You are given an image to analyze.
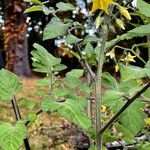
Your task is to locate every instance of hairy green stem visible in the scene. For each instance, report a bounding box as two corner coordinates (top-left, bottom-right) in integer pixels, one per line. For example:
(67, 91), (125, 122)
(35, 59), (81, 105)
(98, 82), (150, 135)
(95, 17), (109, 150)
(147, 34), (150, 60)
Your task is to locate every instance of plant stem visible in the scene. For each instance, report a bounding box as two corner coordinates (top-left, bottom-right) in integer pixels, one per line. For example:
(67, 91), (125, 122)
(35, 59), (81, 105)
(98, 82), (150, 135)
(147, 34), (150, 60)
(95, 16), (109, 150)
(12, 96), (31, 150)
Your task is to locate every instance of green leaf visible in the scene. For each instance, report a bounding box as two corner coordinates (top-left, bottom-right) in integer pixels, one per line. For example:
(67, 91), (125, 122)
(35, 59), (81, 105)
(18, 98), (35, 109)
(24, 0), (42, 4)
(66, 34), (82, 44)
(36, 78), (51, 87)
(24, 6), (43, 13)
(66, 69), (84, 78)
(103, 129), (117, 143)
(0, 69), (22, 101)
(102, 72), (118, 90)
(145, 59), (150, 68)
(26, 112), (37, 122)
(105, 24), (150, 52)
(119, 101), (145, 135)
(56, 2), (75, 11)
(119, 79), (142, 97)
(120, 64), (150, 82)
(64, 75), (82, 88)
(0, 121), (27, 150)
(53, 64), (67, 72)
(53, 88), (70, 98)
(79, 84), (93, 94)
(102, 90), (124, 113)
(83, 36), (100, 43)
(42, 98), (92, 130)
(137, 0), (150, 17)
(115, 123), (134, 143)
(43, 17), (70, 40)
(31, 43), (61, 73)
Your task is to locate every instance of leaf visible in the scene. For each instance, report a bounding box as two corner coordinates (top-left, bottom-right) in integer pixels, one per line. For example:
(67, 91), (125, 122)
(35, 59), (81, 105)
(79, 84), (93, 94)
(42, 98), (92, 130)
(53, 88), (70, 98)
(119, 101), (145, 135)
(119, 64), (150, 82)
(56, 2), (75, 11)
(115, 123), (134, 143)
(105, 24), (150, 52)
(26, 112), (37, 122)
(102, 90), (124, 113)
(0, 69), (22, 101)
(137, 0), (150, 17)
(43, 17), (71, 40)
(31, 43), (61, 73)
(0, 121), (27, 150)
(53, 64), (67, 72)
(66, 34), (82, 44)
(18, 98), (35, 109)
(119, 80), (142, 96)
(102, 72), (118, 89)
(66, 69), (84, 78)
(36, 78), (51, 86)
(24, 6), (43, 13)
(24, 0), (42, 4)
(64, 75), (82, 88)
(103, 129), (117, 143)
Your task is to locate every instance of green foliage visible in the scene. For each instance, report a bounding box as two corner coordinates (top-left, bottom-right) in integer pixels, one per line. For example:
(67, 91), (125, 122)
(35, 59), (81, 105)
(18, 98), (36, 109)
(137, 0), (150, 17)
(66, 34), (82, 44)
(119, 101), (145, 136)
(26, 112), (37, 122)
(0, 121), (27, 150)
(24, 0), (42, 4)
(119, 64), (150, 82)
(43, 17), (71, 40)
(41, 98), (92, 130)
(66, 69), (84, 78)
(0, 69), (22, 101)
(31, 43), (61, 73)
(56, 2), (75, 11)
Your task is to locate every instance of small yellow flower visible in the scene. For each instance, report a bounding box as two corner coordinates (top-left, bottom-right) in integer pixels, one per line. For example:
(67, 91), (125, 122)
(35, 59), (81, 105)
(125, 52), (136, 63)
(115, 18), (125, 30)
(115, 64), (119, 72)
(119, 6), (131, 20)
(106, 48), (115, 59)
(145, 117), (150, 125)
(101, 105), (107, 112)
(91, 0), (115, 14)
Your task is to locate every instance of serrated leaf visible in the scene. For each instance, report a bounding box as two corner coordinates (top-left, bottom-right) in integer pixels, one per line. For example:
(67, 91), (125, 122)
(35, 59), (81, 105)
(64, 75), (82, 88)
(119, 101), (145, 135)
(66, 69), (84, 78)
(43, 18), (70, 40)
(0, 121), (27, 150)
(42, 98), (92, 129)
(137, 0), (150, 17)
(56, 2), (75, 11)
(0, 69), (22, 101)
(102, 72), (118, 89)
(66, 34), (82, 44)
(120, 64), (150, 82)
(31, 43), (61, 73)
